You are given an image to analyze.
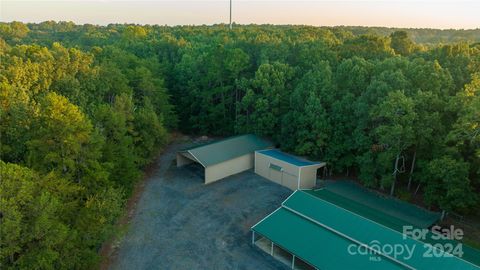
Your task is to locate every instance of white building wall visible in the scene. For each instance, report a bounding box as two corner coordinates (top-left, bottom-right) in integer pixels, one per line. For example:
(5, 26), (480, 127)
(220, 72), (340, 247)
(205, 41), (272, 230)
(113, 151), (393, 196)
(255, 151), (324, 190)
(204, 153), (254, 184)
(255, 151), (300, 190)
(299, 165), (321, 189)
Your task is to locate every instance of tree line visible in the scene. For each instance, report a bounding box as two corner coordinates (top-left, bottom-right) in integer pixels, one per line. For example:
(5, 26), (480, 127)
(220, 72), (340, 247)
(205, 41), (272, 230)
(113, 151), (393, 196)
(0, 21), (479, 269)
(1, 23), (172, 269)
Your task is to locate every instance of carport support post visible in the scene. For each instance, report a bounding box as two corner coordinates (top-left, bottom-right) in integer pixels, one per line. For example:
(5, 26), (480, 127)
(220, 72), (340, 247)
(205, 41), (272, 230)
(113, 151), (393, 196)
(297, 168), (301, 189)
(291, 255), (295, 269)
(251, 231), (255, 245)
(270, 241), (274, 255)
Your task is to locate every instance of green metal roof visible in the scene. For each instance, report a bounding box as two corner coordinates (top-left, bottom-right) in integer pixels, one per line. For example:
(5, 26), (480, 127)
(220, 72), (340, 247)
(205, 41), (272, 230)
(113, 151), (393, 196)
(324, 181), (441, 228)
(306, 188), (480, 267)
(257, 149), (324, 167)
(252, 191), (480, 270)
(422, 231), (480, 267)
(305, 189), (411, 232)
(253, 208), (405, 270)
(181, 134), (272, 167)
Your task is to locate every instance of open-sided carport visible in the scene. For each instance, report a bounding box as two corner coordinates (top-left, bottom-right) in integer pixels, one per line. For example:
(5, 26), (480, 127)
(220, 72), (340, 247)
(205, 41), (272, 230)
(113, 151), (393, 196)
(176, 134), (273, 184)
(252, 190), (480, 270)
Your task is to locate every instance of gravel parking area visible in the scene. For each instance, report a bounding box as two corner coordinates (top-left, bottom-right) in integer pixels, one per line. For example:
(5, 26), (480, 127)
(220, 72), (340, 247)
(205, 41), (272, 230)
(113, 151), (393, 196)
(110, 142), (292, 270)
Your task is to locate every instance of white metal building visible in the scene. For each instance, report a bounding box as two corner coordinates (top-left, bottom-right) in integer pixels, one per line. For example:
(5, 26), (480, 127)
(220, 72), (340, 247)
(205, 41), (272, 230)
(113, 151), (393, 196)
(254, 149), (325, 190)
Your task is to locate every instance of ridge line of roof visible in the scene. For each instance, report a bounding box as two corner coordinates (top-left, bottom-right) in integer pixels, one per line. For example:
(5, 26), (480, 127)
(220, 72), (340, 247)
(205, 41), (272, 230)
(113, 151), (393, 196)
(298, 190), (478, 267)
(307, 188), (415, 226)
(281, 204), (415, 270)
(301, 190), (417, 235)
(187, 134), (258, 151)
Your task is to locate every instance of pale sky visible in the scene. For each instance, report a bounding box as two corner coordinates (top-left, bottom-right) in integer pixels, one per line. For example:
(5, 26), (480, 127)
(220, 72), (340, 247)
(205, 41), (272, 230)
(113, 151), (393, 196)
(1, 0), (479, 29)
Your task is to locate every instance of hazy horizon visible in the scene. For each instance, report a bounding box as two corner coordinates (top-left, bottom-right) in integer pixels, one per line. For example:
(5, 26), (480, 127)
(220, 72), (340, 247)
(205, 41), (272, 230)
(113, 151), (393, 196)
(1, 1), (479, 30)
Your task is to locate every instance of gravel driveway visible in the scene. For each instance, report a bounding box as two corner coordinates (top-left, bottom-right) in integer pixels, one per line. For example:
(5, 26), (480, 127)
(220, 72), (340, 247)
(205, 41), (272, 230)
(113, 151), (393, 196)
(110, 142), (292, 270)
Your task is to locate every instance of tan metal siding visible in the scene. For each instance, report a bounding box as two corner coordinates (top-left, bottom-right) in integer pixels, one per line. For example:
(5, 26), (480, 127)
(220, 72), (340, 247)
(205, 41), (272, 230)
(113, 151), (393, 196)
(299, 165), (319, 189)
(255, 151), (325, 190)
(255, 151), (300, 190)
(283, 173), (299, 190)
(204, 153), (254, 184)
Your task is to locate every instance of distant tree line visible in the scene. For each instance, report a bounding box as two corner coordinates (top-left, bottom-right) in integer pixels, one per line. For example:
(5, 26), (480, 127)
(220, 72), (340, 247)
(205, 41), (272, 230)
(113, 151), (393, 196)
(0, 21), (479, 269)
(338, 26), (480, 45)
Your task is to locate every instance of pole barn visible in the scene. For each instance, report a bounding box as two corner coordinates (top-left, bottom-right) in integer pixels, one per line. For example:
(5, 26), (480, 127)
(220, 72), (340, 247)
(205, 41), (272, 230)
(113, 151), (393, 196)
(176, 134), (273, 184)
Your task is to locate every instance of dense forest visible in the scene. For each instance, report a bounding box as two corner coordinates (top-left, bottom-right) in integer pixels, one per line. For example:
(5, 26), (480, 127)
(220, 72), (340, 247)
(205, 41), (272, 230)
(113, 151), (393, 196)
(0, 21), (479, 269)
(338, 26), (480, 44)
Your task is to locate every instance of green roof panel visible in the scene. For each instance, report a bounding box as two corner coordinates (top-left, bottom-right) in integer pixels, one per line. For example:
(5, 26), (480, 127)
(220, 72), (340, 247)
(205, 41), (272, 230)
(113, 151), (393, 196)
(182, 134), (273, 167)
(305, 189), (409, 232)
(253, 208), (405, 270)
(324, 181), (441, 228)
(280, 191), (480, 270)
(305, 188), (480, 267)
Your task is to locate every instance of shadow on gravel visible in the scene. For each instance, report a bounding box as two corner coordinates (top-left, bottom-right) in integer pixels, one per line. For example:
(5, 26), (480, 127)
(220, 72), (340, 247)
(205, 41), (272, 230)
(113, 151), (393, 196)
(110, 143), (292, 270)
